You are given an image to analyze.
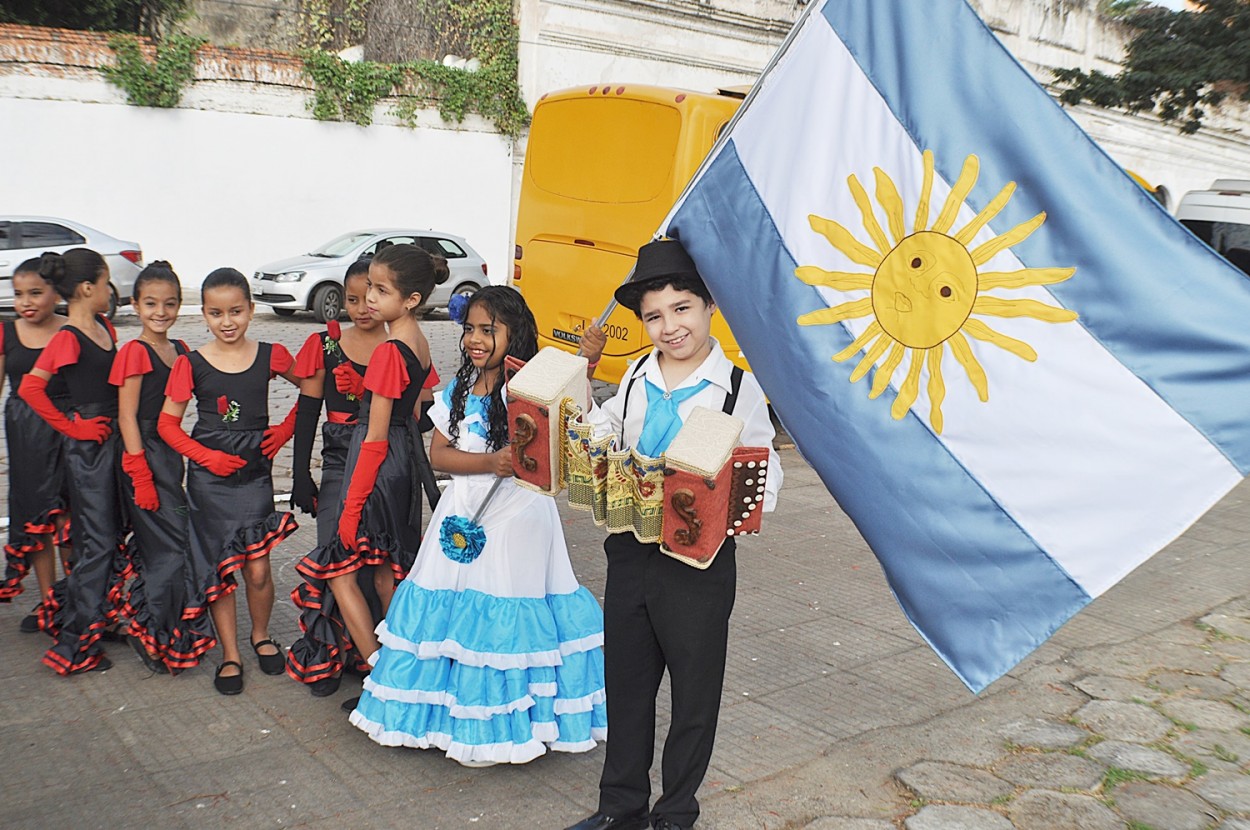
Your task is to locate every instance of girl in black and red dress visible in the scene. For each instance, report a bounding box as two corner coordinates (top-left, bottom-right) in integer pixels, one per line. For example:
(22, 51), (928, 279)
(0, 258), (70, 627)
(286, 258), (389, 694)
(159, 268), (299, 695)
(290, 244), (435, 703)
(18, 249), (126, 674)
(110, 262), (217, 673)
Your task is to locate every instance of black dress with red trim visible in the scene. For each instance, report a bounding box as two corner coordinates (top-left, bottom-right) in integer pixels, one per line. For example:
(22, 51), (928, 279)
(0, 321), (70, 600)
(286, 340), (428, 684)
(293, 329), (366, 546)
(34, 319), (130, 675)
(111, 339), (217, 670)
(169, 342), (298, 620)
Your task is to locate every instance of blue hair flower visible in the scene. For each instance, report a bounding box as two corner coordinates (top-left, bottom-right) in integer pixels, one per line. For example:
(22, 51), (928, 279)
(448, 293), (470, 325)
(440, 514), (486, 563)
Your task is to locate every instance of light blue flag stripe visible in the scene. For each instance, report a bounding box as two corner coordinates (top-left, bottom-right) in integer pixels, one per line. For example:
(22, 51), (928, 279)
(824, 0), (1250, 473)
(669, 143), (1091, 692)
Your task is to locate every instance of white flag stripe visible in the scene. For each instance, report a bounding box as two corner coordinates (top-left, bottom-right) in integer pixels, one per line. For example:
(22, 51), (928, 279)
(729, 16), (1241, 596)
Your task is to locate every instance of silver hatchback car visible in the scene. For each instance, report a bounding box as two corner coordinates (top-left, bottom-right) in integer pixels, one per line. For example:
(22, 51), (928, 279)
(252, 229), (491, 322)
(0, 216), (144, 318)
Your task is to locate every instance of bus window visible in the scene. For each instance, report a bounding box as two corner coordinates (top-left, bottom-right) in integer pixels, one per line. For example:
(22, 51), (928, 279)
(527, 99), (682, 204)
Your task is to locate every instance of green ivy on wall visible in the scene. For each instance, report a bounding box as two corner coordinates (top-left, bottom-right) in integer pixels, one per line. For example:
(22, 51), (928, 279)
(301, 0), (529, 138)
(102, 33), (204, 108)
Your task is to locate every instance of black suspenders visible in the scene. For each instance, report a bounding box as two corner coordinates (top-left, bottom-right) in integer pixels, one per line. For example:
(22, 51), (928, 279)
(620, 352), (745, 446)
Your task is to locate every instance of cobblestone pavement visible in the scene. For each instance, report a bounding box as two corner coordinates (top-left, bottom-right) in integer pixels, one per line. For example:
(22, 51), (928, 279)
(1, 308), (1249, 829)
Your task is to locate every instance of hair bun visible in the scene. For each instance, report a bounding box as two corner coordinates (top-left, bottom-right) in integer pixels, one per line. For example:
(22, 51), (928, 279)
(150, 259), (173, 270)
(38, 251), (65, 282)
(432, 254), (450, 285)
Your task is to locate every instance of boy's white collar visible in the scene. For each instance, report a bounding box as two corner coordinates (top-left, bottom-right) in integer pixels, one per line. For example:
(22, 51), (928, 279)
(640, 338), (735, 393)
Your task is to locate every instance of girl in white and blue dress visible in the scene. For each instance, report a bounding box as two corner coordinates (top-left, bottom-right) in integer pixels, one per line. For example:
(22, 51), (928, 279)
(349, 285), (607, 766)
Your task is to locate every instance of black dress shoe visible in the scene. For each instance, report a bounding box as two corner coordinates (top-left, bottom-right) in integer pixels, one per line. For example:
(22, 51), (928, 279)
(214, 661), (244, 695)
(563, 810), (650, 830)
(340, 695), (360, 713)
(309, 673), (341, 697)
(129, 636), (166, 673)
(251, 638), (286, 676)
(652, 820), (690, 830)
(19, 612), (39, 633)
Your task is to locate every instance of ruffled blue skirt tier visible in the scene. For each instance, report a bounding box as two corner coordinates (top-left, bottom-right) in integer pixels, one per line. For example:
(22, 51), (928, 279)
(350, 581), (607, 765)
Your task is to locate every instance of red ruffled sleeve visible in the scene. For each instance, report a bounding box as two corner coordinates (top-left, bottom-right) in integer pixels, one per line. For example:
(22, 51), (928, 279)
(109, 340), (155, 386)
(33, 329), (81, 375)
(269, 342), (295, 378)
(165, 354), (196, 403)
(292, 333), (325, 379)
(423, 364), (440, 389)
(363, 342), (410, 400)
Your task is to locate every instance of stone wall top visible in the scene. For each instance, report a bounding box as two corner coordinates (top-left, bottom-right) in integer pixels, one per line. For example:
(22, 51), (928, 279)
(0, 23), (310, 90)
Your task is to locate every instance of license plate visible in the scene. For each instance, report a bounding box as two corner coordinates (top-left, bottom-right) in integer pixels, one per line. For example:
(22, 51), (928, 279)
(252, 282), (265, 296)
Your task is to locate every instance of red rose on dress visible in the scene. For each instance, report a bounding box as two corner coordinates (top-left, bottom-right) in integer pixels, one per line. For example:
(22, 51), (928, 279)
(326, 320), (342, 340)
(217, 395), (229, 415)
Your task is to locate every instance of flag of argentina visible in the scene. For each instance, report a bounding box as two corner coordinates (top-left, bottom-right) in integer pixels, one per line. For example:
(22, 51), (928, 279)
(665, 0), (1250, 692)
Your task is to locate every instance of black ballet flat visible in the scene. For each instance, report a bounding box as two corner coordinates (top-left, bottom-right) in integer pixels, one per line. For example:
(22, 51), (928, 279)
(88, 656), (113, 673)
(251, 638), (285, 676)
(309, 674), (342, 698)
(98, 625), (126, 643)
(340, 695), (360, 713)
(214, 661), (244, 695)
(128, 636), (166, 674)
(19, 612), (40, 634)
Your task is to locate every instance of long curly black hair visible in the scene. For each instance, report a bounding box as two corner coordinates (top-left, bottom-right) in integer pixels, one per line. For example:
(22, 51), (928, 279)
(447, 285), (538, 451)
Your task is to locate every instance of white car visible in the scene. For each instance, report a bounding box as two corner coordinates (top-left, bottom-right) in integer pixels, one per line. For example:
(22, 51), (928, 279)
(253, 229), (491, 322)
(0, 216), (143, 318)
(1176, 179), (1250, 277)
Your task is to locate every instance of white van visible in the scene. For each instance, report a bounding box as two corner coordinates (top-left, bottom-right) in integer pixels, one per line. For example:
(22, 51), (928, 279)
(1176, 179), (1250, 276)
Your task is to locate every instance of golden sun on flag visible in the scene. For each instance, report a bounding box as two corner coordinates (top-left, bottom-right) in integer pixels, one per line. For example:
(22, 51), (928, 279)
(796, 151), (1078, 434)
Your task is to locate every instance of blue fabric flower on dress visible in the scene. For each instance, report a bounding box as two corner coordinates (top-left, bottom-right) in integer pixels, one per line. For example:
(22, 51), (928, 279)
(440, 514), (486, 563)
(448, 293), (470, 325)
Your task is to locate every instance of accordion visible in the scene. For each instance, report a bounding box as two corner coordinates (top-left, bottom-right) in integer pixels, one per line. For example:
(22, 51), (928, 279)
(507, 347), (769, 568)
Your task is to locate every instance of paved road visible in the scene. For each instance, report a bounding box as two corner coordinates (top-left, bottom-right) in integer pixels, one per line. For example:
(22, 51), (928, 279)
(2, 307), (1249, 828)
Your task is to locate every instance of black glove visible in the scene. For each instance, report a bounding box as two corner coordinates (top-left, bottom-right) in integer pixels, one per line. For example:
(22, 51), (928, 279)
(291, 394), (321, 516)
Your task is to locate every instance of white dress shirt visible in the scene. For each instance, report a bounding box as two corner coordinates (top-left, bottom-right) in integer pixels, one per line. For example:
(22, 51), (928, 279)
(584, 339), (782, 512)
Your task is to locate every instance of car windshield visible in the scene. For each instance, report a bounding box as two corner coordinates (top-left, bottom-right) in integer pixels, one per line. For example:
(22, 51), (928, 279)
(308, 232), (374, 258)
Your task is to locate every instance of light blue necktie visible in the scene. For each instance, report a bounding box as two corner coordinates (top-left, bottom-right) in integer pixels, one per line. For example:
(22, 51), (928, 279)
(635, 378), (710, 457)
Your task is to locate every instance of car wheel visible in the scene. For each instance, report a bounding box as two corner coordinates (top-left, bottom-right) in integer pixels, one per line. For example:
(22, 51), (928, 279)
(452, 282), (479, 301)
(106, 284), (119, 320)
(312, 283), (343, 323)
(273, 308), (297, 317)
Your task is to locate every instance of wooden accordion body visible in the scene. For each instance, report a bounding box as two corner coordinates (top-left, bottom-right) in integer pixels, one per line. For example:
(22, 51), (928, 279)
(508, 347), (769, 568)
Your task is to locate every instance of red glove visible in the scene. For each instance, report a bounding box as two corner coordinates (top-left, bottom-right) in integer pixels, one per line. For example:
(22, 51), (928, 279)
(157, 412), (247, 477)
(122, 451), (160, 511)
(19, 375), (112, 443)
(332, 362), (366, 400)
(260, 403), (298, 459)
(337, 440), (388, 549)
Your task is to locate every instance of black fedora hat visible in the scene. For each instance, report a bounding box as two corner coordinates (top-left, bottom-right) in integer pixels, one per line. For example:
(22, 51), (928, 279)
(614, 238), (702, 314)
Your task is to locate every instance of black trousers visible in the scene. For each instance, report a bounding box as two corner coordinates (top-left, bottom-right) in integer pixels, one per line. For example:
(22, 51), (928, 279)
(598, 532), (736, 828)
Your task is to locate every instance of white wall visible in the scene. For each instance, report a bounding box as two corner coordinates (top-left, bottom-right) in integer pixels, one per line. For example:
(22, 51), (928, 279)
(0, 97), (515, 293)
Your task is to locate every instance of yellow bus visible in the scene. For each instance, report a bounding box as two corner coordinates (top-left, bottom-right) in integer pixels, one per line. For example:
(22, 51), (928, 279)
(513, 84), (747, 383)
